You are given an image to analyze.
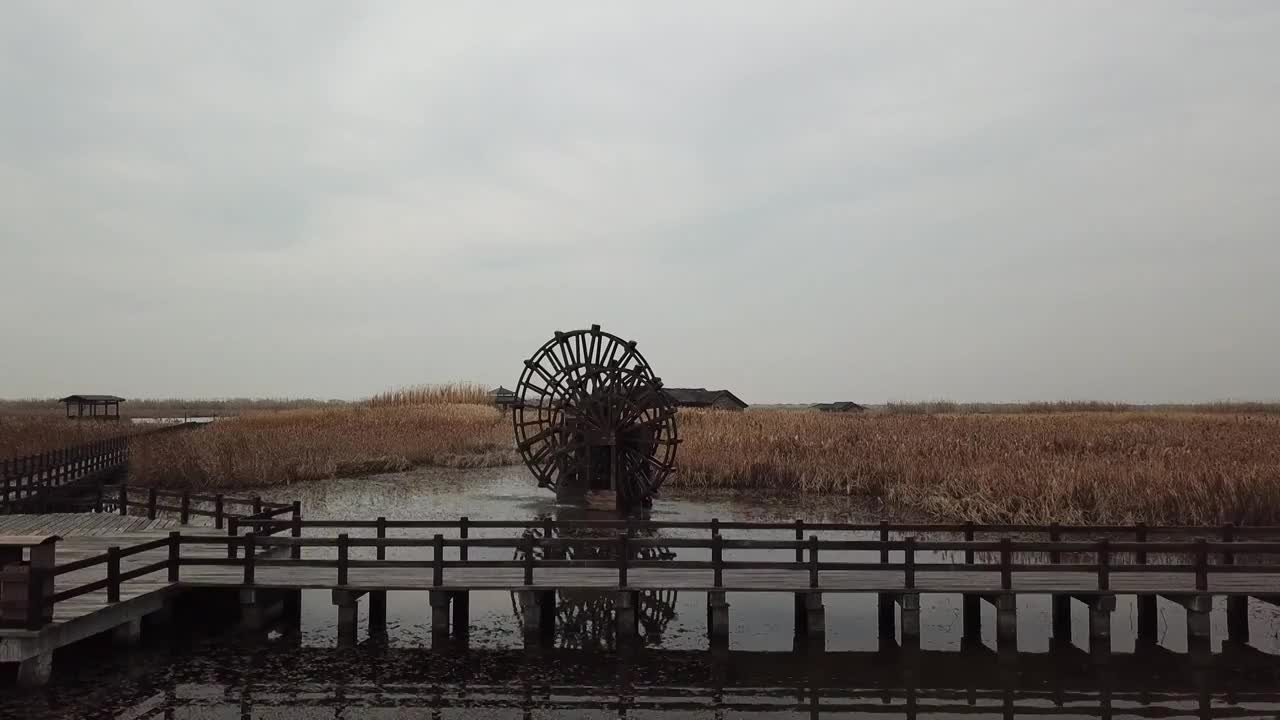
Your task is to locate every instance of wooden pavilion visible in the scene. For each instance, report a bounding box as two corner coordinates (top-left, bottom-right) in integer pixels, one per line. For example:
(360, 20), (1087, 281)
(59, 394), (126, 420)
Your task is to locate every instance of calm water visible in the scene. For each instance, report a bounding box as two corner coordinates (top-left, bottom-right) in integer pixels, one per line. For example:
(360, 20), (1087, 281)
(5, 466), (1280, 719)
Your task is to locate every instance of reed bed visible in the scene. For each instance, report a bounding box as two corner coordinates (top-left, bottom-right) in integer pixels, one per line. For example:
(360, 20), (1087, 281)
(366, 383), (492, 407)
(671, 410), (1280, 525)
(128, 403), (515, 489)
(0, 416), (144, 456)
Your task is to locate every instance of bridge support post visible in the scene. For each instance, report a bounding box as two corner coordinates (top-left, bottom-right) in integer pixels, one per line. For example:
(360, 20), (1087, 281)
(877, 593), (896, 645)
(430, 591), (451, 645)
(112, 618), (142, 647)
(537, 590), (556, 646)
(994, 595), (1017, 657)
(897, 593), (920, 647)
(240, 589), (265, 631)
(16, 650), (53, 687)
(1183, 595), (1213, 654)
(516, 590), (542, 647)
(1052, 595), (1071, 646)
(615, 591), (638, 643)
(450, 591), (469, 640)
(707, 591), (729, 648)
(1084, 595), (1115, 660)
(803, 592), (825, 651)
(367, 591), (386, 636)
(1136, 595), (1158, 647)
(334, 590), (361, 648)
(962, 594), (981, 648)
(794, 593), (808, 640)
(1227, 596), (1249, 645)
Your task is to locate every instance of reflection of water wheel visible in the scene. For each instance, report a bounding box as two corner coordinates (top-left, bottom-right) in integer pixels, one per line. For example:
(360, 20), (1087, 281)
(513, 326), (679, 509)
(511, 521), (679, 649)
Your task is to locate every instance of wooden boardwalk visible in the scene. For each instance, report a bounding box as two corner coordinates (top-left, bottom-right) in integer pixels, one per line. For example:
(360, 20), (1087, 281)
(4, 506), (1280, 687)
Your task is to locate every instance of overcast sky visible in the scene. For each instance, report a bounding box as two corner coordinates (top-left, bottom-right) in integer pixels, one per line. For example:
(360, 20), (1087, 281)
(2, 2), (1277, 404)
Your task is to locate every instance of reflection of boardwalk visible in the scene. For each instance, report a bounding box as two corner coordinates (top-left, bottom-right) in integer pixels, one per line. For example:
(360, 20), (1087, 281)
(93, 647), (1280, 719)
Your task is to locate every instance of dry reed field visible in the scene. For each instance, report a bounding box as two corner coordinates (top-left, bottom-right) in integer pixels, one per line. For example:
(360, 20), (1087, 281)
(672, 410), (1280, 525)
(8, 384), (1279, 526)
(128, 401), (515, 489)
(0, 416), (146, 457)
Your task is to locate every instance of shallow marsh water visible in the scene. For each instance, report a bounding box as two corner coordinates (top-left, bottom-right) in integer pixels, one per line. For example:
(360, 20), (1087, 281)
(5, 465), (1280, 719)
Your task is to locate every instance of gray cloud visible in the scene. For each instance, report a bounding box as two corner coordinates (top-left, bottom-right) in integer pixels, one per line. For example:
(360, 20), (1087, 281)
(2, 1), (1277, 403)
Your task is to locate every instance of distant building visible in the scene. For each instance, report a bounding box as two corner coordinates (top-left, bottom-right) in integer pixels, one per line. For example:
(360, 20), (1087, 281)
(811, 401), (866, 413)
(664, 388), (748, 412)
(489, 386), (517, 408)
(60, 394), (126, 420)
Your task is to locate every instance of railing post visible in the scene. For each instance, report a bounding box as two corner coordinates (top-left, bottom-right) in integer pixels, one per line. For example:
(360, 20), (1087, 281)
(808, 535), (819, 589)
(433, 534), (444, 587)
(227, 517), (239, 560)
(712, 532), (723, 588)
(1000, 538), (1013, 590)
(169, 531), (181, 582)
(541, 517), (553, 541)
(214, 494), (224, 529)
(904, 536), (916, 589)
(1223, 523), (1236, 566)
(252, 496), (262, 517)
(375, 516), (386, 562)
(1195, 537), (1208, 592)
(710, 517), (720, 539)
(879, 520), (889, 565)
(180, 491), (191, 525)
(107, 546), (121, 603)
(963, 521), (975, 565)
(459, 516), (469, 563)
(1048, 523), (1061, 565)
(523, 535), (535, 586)
(118, 485), (128, 516)
(337, 533), (349, 586)
(291, 502), (303, 560)
(795, 520), (804, 563)
(1135, 522), (1148, 565)
(1097, 539), (1109, 591)
(243, 533), (256, 585)
(618, 533), (629, 588)
(147, 488), (157, 520)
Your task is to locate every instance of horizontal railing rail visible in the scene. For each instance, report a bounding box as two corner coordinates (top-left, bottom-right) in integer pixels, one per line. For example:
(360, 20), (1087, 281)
(230, 516), (1280, 537)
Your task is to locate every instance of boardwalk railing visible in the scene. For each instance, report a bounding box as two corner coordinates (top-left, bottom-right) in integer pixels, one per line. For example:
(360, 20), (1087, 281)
(9, 489), (298, 630)
(26, 518), (1280, 630)
(98, 484), (297, 532)
(0, 423), (206, 513)
(1, 437), (129, 512)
